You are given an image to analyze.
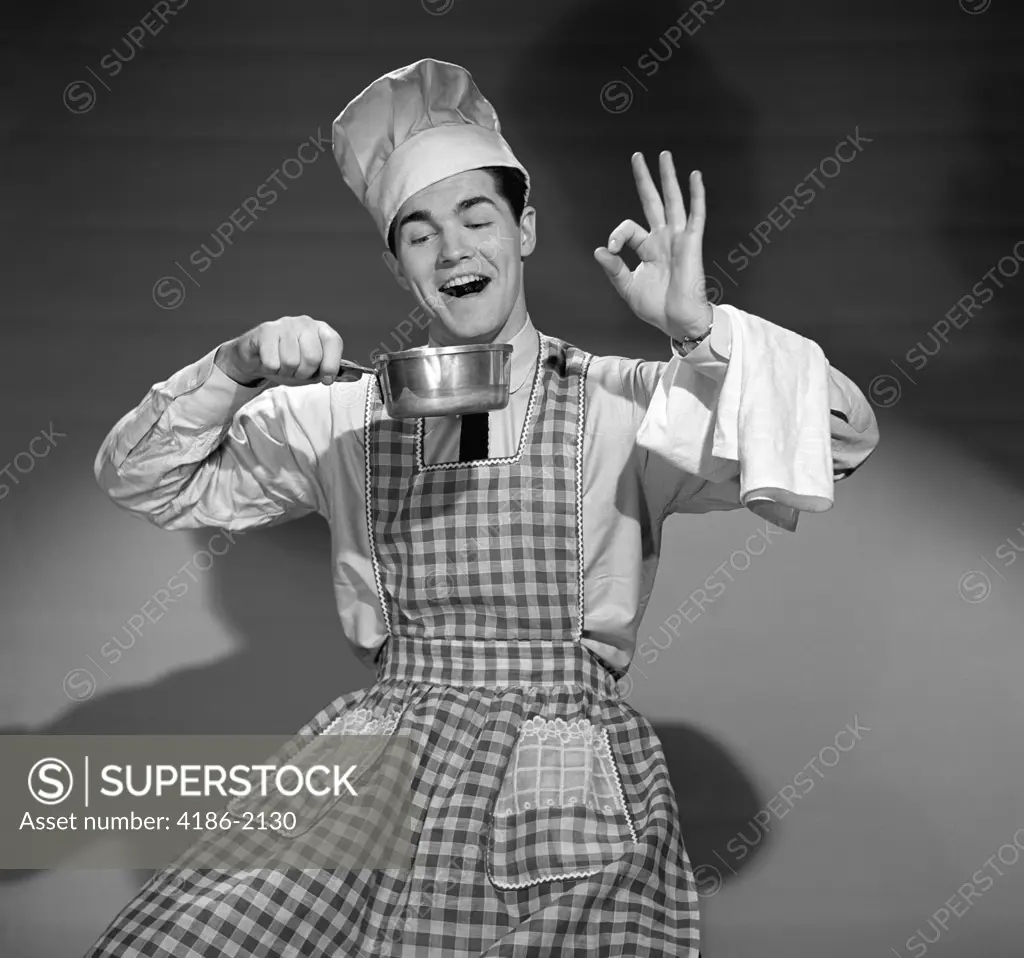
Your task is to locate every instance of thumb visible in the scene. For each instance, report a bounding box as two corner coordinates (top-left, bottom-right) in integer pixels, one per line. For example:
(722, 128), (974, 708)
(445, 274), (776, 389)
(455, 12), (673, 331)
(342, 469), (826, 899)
(593, 247), (632, 297)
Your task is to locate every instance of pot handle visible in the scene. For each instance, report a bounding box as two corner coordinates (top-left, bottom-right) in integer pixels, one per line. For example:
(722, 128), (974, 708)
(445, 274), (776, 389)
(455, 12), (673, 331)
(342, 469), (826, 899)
(337, 359), (378, 377)
(336, 359), (385, 404)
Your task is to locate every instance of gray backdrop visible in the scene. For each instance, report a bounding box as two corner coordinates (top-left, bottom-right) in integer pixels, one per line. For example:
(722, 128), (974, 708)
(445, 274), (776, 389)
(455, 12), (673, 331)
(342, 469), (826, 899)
(2, 0), (1023, 955)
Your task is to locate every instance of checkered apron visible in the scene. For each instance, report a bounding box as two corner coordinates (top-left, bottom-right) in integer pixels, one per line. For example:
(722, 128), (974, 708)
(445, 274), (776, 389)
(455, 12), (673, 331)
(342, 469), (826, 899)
(83, 335), (700, 957)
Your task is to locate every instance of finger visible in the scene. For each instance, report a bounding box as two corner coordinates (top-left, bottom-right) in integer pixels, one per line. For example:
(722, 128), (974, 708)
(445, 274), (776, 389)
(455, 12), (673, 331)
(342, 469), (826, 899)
(687, 169), (707, 235)
(235, 328), (259, 367)
(631, 152), (666, 230)
(668, 229), (707, 305)
(660, 151), (687, 229)
(258, 333), (282, 378)
(317, 323), (344, 383)
(295, 327), (324, 381)
(593, 246), (632, 297)
(277, 331), (301, 378)
(606, 219), (650, 257)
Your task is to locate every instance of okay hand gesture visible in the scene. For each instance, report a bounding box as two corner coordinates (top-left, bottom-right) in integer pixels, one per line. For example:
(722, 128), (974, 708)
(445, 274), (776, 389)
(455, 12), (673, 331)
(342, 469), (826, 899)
(594, 151), (714, 341)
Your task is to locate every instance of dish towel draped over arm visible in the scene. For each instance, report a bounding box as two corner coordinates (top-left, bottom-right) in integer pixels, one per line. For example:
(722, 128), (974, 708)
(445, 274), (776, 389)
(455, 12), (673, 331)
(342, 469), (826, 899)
(636, 304), (835, 532)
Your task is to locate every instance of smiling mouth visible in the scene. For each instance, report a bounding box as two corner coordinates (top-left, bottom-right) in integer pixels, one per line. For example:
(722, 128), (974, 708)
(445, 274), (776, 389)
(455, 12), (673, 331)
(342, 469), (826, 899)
(439, 275), (492, 298)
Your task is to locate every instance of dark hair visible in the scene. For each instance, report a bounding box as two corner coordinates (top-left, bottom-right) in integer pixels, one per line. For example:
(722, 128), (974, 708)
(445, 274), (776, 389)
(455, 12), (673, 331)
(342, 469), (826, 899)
(386, 165), (528, 255)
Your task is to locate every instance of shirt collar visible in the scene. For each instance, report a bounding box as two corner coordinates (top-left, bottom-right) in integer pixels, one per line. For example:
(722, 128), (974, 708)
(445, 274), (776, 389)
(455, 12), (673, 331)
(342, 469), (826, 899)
(428, 313), (538, 395)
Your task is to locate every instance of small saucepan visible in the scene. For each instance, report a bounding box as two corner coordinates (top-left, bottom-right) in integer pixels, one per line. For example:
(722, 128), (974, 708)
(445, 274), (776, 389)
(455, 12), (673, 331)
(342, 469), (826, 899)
(336, 342), (514, 420)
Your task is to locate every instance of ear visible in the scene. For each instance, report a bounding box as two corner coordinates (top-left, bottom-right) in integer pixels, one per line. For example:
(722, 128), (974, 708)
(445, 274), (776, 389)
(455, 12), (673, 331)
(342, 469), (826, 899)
(382, 249), (411, 291)
(518, 206), (537, 259)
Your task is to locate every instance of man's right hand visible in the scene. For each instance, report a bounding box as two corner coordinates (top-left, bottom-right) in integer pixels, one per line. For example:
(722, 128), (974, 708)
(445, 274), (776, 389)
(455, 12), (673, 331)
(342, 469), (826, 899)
(215, 316), (349, 387)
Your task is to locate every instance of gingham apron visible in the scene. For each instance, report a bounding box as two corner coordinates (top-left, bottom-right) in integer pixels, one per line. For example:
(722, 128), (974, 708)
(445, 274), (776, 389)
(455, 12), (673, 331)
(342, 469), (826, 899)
(83, 335), (701, 957)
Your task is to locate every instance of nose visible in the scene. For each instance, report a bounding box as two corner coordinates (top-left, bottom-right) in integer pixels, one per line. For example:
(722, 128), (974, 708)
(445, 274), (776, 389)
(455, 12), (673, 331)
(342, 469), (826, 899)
(436, 224), (474, 267)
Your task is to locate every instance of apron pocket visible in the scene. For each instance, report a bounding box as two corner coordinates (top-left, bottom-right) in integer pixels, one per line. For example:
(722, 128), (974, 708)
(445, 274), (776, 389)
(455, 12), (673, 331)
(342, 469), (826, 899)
(486, 716), (637, 889)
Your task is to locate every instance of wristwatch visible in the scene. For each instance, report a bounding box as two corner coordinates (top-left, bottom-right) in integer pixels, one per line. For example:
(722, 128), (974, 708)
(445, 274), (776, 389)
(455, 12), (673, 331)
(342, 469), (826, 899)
(670, 310), (715, 357)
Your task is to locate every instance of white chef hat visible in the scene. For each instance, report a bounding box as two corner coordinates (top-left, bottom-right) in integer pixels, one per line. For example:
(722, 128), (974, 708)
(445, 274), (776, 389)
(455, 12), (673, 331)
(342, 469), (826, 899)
(332, 58), (530, 244)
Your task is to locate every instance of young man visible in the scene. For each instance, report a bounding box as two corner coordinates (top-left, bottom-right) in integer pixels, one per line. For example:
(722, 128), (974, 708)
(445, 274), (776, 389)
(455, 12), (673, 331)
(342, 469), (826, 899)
(87, 59), (877, 958)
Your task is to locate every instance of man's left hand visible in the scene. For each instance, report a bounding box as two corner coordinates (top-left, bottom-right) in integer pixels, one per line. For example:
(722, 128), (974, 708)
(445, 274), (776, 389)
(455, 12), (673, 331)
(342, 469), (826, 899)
(594, 151), (713, 340)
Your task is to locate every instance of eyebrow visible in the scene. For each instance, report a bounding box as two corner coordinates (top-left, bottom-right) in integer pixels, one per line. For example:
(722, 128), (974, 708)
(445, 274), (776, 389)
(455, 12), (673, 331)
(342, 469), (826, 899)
(396, 196), (498, 233)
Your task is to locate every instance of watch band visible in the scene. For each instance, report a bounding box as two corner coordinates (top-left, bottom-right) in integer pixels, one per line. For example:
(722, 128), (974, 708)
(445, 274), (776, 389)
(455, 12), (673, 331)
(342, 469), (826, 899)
(671, 310), (715, 357)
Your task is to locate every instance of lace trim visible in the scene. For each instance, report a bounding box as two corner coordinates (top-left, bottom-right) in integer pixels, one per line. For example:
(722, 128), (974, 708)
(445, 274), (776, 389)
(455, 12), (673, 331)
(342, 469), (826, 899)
(495, 717), (623, 815)
(602, 726), (638, 844)
(321, 707), (402, 737)
(365, 377), (393, 639)
(573, 350), (592, 642)
(486, 863), (605, 889)
(519, 716), (610, 755)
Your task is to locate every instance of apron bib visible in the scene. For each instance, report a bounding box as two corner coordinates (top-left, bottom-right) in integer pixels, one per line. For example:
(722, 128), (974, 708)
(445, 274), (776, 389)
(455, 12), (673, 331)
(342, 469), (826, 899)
(369, 331), (584, 645)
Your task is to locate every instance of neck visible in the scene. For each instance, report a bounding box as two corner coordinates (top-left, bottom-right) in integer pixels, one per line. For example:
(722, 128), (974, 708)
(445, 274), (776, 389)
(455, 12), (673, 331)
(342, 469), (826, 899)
(428, 291), (529, 347)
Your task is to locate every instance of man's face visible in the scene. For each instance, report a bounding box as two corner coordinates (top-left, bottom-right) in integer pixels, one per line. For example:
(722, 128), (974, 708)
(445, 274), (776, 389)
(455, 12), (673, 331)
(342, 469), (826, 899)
(385, 168), (535, 345)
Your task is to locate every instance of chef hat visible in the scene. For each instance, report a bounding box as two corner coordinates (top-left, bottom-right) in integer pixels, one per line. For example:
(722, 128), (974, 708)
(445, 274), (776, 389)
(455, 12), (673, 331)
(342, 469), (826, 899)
(332, 58), (530, 243)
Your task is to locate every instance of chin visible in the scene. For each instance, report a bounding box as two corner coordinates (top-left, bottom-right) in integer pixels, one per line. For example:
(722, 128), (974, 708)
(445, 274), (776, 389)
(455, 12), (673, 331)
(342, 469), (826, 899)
(439, 308), (507, 344)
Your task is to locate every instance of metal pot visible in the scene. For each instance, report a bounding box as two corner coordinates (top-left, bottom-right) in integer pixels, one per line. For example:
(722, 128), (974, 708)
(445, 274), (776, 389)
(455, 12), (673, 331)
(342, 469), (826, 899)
(337, 342), (514, 420)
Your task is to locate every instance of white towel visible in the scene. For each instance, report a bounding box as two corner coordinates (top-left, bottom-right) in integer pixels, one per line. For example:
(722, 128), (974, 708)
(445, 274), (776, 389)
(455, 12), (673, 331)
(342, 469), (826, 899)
(636, 304), (834, 532)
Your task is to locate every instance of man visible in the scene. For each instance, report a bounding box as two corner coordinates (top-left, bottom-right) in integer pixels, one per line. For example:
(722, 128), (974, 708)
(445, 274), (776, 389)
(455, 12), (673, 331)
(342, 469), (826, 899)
(87, 59), (877, 958)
